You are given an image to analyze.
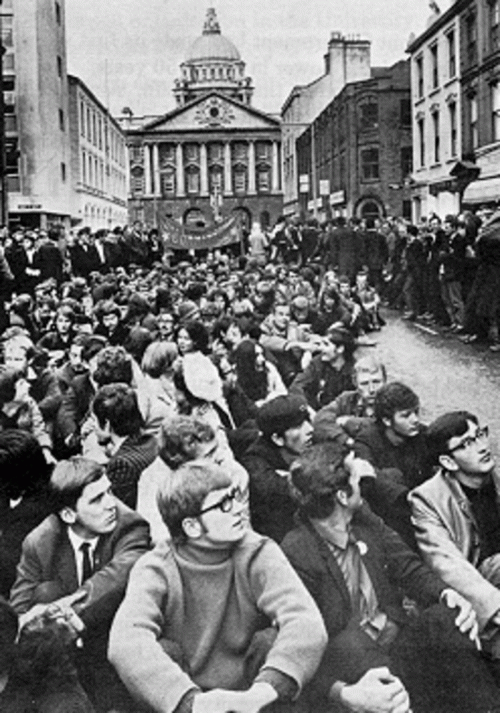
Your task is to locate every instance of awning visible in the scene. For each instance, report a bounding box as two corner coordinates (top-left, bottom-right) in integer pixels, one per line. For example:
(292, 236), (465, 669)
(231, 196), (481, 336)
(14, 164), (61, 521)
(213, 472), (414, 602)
(462, 176), (500, 204)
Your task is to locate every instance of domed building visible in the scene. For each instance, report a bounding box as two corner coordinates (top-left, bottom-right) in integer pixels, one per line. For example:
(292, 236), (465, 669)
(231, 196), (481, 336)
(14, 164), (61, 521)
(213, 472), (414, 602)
(174, 8), (254, 107)
(121, 8), (282, 239)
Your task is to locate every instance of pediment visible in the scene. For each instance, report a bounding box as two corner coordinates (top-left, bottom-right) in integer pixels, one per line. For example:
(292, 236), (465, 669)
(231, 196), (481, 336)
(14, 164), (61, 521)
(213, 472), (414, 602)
(143, 93), (280, 133)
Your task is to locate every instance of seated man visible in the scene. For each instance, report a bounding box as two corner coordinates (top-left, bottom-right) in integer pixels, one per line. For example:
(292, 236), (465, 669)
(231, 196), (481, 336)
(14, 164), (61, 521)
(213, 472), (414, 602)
(352, 382), (430, 547)
(109, 459), (327, 713)
(313, 355), (387, 440)
(282, 441), (500, 713)
(93, 383), (158, 509)
(240, 394), (313, 542)
(137, 415), (248, 545)
(10, 457), (150, 711)
(409, 411), (500, 657)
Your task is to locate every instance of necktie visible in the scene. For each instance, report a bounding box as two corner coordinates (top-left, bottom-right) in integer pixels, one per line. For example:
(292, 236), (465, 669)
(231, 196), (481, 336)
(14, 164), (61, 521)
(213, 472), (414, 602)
(80, 542), (93, 583)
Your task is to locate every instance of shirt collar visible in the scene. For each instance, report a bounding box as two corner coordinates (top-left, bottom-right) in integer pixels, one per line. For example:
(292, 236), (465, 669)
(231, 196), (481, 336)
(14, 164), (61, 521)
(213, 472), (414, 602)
(311, 518), (350, 550)
(67, 526), (99, 555)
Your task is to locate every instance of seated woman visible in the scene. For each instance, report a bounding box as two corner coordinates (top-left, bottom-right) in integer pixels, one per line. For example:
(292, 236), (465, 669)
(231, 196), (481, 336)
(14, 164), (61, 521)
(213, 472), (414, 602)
(140, 340), (178, 420)
(172, 352), (233, 457)
(233, 338), (287, 409)
(0, 367), (53, 462)
(37, 305), (76, 363)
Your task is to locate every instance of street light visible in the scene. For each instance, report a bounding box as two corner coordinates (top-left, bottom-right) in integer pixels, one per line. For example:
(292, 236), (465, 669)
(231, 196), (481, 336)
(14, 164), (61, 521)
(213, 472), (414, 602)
(281, 121), (318, 219)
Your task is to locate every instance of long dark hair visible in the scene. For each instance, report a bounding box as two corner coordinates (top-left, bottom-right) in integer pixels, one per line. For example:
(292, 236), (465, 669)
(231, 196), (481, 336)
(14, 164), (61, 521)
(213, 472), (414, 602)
(233, 339), (268, 402)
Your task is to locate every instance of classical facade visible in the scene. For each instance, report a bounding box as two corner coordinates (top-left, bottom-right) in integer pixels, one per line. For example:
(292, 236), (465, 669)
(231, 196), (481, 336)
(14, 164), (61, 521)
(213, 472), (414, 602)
(119, 8), (282, 231)
(296, 60), (412, 221)
(67, 75), (128, 230)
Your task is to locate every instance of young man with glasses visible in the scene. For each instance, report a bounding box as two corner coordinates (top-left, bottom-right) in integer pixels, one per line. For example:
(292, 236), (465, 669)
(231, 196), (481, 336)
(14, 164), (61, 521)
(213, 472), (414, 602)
(409, 411), (500, 659)
(109, 459), (327, 713)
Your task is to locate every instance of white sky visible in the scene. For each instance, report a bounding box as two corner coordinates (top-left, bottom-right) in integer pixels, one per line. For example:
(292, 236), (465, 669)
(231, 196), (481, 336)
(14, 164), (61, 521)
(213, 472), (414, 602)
(66, 0), (450, 118)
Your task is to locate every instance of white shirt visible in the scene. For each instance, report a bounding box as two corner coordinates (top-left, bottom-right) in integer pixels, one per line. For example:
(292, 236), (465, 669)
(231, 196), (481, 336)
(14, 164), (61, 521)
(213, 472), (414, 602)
(67, 527), (99, 585)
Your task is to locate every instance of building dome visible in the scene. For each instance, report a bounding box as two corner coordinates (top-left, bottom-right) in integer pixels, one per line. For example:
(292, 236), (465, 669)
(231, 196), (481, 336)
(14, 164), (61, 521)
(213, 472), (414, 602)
(186, 8), (241, 62)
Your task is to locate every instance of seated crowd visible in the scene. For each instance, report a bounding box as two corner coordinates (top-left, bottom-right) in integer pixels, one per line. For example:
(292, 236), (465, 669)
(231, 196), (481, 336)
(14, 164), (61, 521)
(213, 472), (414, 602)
(0, 218), (499, 713)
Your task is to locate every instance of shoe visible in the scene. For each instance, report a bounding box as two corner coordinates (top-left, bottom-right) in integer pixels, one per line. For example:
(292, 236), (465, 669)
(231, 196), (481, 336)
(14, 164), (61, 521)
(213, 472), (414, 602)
(454, 325), (465, 334)
(356, 335), (377, 346)
(461, 334), (478, 343)
(490, 343), (500, 352)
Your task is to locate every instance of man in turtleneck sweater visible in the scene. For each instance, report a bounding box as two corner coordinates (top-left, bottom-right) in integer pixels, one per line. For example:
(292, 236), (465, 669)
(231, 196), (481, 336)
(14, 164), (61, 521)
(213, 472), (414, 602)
(109, 459), (327, 713)
(410, 410), (500, 658)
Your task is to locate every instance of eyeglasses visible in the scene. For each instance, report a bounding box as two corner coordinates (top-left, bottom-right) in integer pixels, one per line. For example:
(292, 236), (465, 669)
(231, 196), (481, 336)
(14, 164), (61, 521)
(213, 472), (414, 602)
(198, 486), (246, 516)
(448, 426), (489, 453)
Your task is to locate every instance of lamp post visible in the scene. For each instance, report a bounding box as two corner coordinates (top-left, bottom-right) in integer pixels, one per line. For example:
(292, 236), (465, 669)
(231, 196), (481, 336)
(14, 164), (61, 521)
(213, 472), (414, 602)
(281, 120), (318, 219)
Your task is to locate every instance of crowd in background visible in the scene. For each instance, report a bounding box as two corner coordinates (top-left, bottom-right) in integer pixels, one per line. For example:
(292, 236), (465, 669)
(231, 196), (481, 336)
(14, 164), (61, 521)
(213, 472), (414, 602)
(0, 209), (499, 713)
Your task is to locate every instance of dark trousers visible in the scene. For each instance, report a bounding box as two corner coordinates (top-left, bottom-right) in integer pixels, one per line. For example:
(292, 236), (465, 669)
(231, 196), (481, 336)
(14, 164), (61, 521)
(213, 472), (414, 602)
(328, 605), (500, 713)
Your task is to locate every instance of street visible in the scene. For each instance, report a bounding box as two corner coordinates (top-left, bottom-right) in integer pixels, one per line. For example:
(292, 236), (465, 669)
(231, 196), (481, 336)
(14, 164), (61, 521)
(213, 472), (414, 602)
(365, 311), (500, 455)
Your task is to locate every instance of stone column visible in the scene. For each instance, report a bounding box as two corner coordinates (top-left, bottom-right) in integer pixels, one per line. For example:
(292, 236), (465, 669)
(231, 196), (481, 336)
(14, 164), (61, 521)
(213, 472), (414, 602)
(248, 140), (256, 195)
(176, 143), (185, 197)
(200, 143), (209, 196)
(272, 141), (280, 192)
(143, 144), (152, 195)
(224, 142), (232, 195)
(153, 143), (161, 196)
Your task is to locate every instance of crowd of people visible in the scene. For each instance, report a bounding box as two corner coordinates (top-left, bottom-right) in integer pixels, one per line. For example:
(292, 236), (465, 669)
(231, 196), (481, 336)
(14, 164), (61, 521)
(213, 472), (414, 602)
(0, 211), (499, 713)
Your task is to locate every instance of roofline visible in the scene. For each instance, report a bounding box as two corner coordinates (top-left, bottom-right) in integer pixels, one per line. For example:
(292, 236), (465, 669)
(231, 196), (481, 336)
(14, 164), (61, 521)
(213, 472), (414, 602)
(67, 74), (124, 133)
(135, 91), (281, 131)
(406, 0), (466, 53)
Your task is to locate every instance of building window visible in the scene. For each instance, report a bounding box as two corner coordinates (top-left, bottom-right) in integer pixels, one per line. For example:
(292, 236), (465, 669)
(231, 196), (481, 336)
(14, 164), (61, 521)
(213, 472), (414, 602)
(1, 16), (13, 47)
(401, 146), (413, 177)
(232, 143), (247, 162)
(98, 118), (103, 150)
(447, 31), (456, 77)
(208, 143), (223, 162)
(257, 167), (271, 193)
(469, 94), (479, 148)
(359, 101), (378, 130)
(88, 155), (93, 186)
(466, 12), (477, 65)
(402, 200), (412, 221)
(185, 143), (199, 163)
(492, 82), (500, 141)
(80, 101), (85, 137)
(418, 118), (425, 167)
(361, 148), (379, 180)
(186, 168), (200, 194)
(61, 162), (66, 182)
(161, 170), (176, 197)
(233, 168), (247, 194)
(86, 107), (91, 141)
(430, 44), (438, 89)
(55, 1), (61, 24)
(59, 108), (64, 131)
(256, 142), (271, 160)
(57, 55), (62, 78)
(82, 150), (86, 184)
(5, 138), (18, 175)
(491, 0), (500, 51)
(209, 167), (223, 194)
(432, 111), (440, 163)
(416, 56), (424, 99)
(400, 99), (412, 126)
(3, 53), (15, 71)
(92, 114), (97, 146)
(449, 102), (457, 156)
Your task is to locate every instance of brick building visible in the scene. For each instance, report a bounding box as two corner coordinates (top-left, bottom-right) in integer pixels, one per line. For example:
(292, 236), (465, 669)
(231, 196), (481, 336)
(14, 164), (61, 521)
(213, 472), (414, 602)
(119, 8), (283, 232)
(296, 60), (412, 221)
(459, 0), (500, 207)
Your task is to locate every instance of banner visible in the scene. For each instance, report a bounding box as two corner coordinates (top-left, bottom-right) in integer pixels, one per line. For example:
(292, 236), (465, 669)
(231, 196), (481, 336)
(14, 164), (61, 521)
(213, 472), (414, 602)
(162, 215), (241, 251)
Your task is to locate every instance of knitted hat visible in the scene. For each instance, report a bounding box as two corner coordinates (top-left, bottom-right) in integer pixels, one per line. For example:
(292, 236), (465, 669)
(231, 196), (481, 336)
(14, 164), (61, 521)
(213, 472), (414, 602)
(257, 395), (309, 437)
(177, 300), (200, 324)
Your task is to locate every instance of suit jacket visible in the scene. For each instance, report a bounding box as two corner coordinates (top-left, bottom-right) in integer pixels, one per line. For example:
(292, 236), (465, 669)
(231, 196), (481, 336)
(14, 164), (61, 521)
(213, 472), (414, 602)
(107, 433), (158, 509)
(281, 505), (445, 700)
(56, 372), (95, 443)
(409, 469), (500, 629)
(10, 500), (150, 632)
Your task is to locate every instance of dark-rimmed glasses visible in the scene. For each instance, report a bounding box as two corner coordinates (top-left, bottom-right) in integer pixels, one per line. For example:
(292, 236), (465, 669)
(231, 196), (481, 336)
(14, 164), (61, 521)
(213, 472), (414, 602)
(198, 486), (245, 516)
(448, 426), (489, 453)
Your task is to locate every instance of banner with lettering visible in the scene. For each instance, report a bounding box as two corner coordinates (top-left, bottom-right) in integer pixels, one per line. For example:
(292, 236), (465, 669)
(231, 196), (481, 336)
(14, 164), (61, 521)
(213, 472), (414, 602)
(162, 215), (241, 251)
